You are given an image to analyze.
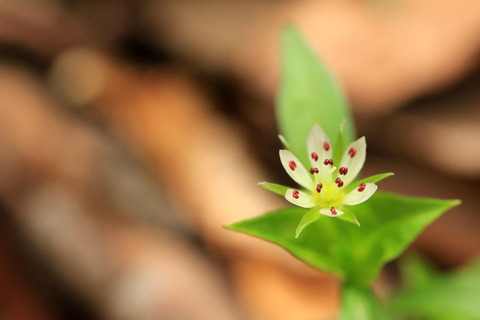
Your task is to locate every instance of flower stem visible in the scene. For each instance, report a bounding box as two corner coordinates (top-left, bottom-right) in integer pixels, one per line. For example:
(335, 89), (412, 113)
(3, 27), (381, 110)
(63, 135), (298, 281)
(340, 282), (386, 320)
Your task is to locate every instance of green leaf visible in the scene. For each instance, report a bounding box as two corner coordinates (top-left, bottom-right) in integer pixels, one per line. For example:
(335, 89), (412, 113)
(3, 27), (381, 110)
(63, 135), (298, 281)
(360, 172), (395, 184)
(390, 257), (480, 320)
(332, 121), (346, 165)
(278, 134), (292, 150)
(341, 283), (387, 320)
(277, 26), (355, 166)
(258, 181), (289, 196)
(338, 207), (360, 226)
(226, 192), (459, 286)
(400, 254), (441, 289)
(345, 172), (394, 193)
(295, 207), (321, 238)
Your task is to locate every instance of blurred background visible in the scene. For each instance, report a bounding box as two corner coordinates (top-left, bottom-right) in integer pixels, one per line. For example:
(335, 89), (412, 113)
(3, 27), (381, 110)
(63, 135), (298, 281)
(0, 0), (480, 319)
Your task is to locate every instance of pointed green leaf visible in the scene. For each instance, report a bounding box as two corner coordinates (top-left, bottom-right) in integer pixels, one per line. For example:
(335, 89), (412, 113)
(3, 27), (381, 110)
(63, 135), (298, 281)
(278, 135), (292, 150)
(338, 207), (360, 226)
(277, 26), (355, 166)
(258, 181), (289, 196)
(226, 192), (459, 285)
(361, 172), (394, 184)
(332, 121), (346, 165)
(295, 207), (321, 238)
(345, 172), (394, 193)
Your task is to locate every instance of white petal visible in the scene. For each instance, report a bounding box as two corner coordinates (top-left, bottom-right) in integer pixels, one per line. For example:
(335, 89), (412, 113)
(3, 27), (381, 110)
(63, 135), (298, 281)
(279, 150), (314, 189)
(319, 207), (345, 217)
(285, 189), (316, 208)
(343, 183), (378, 205)
(307, 124), (332, 170)
(338, 137), (366, 185)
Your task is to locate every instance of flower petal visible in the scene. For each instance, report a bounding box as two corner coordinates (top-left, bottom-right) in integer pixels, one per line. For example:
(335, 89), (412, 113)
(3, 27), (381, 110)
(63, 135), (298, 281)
(279, 149), (314, 189)
(285, 189), (316, 208)
(343, 183), (378, 205)
(338, 136), (366, 185)
(307, 124), (333, 172)
(319, 207), (345, 217)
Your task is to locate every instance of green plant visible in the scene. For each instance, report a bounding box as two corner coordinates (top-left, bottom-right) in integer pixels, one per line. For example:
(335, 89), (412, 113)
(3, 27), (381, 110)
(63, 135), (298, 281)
(226, 26), (459, 319)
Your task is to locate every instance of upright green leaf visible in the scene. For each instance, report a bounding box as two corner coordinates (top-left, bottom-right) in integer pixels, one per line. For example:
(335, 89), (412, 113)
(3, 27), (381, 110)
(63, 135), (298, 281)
(226, 192), (459, 286)
(277, 26), (355, 166)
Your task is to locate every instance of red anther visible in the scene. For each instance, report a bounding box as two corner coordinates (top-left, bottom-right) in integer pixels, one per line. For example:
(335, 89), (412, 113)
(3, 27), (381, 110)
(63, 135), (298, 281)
(323, 141), (330, 151)
(324, 159), (334, 165)
(330, 207), (337, 215)
(310, 167), (319, 174)
(316, 184), (323, 193)
(339, 167), (348, 175)
(358, 183), (366, 192)
(292, 190), (299, 199)
(289, 160), (297, 170)
(311, 152), (319, 161)
(335, 177), (344, 187)
(348, 148), (357, 158)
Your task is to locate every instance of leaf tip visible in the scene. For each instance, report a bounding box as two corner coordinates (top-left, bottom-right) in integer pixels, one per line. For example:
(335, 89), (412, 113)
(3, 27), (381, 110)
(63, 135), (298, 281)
(450, 199), (462, 207)
(223, 222), (243, 232)
(282, 23), (298, 35)
(438, 198), (462, 210)
(379, 172), (395, 181)
(294, 224), (305, 239)
(222, 223), (234, 230)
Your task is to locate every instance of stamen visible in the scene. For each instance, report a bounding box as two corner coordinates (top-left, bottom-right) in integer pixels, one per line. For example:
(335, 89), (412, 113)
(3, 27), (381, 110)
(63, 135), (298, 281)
(348, 148), (357, 158)
(358, 183), (366, 192)
(323, 159), (334, 165)
(316, 184), (323, 193)
(310, 167), (319, 174)
(292, 190), (300, 199)
(339, 167), (348, 175)
(335, 178), (344, 187)
(330, 206), (337, 215)
(311, 152), (319, 162)
(323, 141), (330, 151)
(289, 160), (297, 171)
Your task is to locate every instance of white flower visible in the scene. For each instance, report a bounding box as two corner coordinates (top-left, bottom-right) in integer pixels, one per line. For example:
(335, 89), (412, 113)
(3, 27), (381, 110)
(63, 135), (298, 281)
(260, 124), (392, 235)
